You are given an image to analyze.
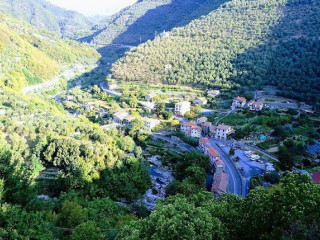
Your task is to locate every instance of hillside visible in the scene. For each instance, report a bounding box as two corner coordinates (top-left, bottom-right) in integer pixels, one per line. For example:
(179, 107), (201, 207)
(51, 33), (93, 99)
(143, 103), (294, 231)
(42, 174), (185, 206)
(0, 14), (100, 90)
(109, 0), (320, 104)
(82, 0), (228, 45)
(0, 0), (92, 38)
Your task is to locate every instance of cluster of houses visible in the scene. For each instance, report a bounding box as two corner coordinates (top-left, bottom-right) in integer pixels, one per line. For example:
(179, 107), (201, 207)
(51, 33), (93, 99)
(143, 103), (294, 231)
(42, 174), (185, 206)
(181, 116), (235, 140)
(112, 110), (160, 131)
(199, 137), (229, 197)
(231, 97), (264, 111)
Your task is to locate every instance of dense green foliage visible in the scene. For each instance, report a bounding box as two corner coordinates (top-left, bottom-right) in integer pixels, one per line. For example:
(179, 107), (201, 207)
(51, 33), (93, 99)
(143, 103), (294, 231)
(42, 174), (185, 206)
(110, 0), (320, 105)
(117, 174), (320, 240)
(0, 14), (100, 90)
(0, 0), (92, 38)
(83, 0), (227, 45)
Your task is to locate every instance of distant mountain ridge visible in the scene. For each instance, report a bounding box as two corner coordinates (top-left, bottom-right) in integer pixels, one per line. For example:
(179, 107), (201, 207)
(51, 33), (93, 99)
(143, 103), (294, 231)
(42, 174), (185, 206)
(81, 0), (226, 45)
(109, 0), (320, 105)
(0, 0), (93, 38)
(0, 13), (100, 90)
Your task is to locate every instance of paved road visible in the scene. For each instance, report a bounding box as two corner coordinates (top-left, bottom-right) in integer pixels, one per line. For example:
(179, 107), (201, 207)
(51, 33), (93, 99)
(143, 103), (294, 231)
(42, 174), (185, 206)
(152, 133), (194, 152)
(93, 43), (136, 49)
(210, 139), (243, 196)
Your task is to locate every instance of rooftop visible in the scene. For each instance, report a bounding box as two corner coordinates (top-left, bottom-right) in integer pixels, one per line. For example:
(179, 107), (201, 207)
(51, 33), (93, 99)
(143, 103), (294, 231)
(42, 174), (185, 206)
(208, 147), (220, 158)
(234, 96), (246, 103)
(212, 172), (229, 194)
(197, 117), (208, 121)
(183, 121), (197, 127)
(176, 101), (190, 106)
(202, 122), (212, 127)
(199, 137), (209, 145)
(216, 124), (232, 131)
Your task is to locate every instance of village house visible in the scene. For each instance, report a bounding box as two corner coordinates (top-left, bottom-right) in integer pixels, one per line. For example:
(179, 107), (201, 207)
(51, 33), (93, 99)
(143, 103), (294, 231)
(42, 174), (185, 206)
(214, 124), (235, 140)
(124, 115), (136, 128)
(201, 122), (212, 135)
(232, 96), (247, 109)
(209, 125), (217, 137)
(207, 90), (220, 97)
(181, 121), (201, 138)
(214, 159), (225, 174)
(175, 101), (191, 116)
(199, 137), (210, 151)
(191, 125), (202, 138)
(248, 101), (263, 111)
(145, 93), (157, 102)
(206, 147), (220, 165)
(113, 110), (129, 124)
(66, 95), (74, 101)
(196, 116), (208, 124)
(0, 109), (7, 116)
(212, 172), (229, 198)
(143, 118), (160, 131)
(193, 97), (208, 106)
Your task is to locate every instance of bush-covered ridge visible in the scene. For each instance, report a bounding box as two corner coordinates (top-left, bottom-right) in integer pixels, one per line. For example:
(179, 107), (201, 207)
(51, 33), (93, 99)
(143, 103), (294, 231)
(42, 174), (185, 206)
(83, 0), (228, 45)
(0, 0), (92, 38)
(0, 14), (100, 90)
(110, 0), (320, 104)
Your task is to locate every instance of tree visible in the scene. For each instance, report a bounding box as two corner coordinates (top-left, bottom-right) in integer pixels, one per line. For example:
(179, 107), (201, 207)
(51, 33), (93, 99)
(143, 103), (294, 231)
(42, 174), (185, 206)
(119, 136), (136, 153)
(129, 96), (138, 109)
(170, 119), (180, 130)
(71, 221), (104, 240)
(229, 147), (235, 156)
(57, 201), (86, 228)
(155, 102), (165, 115)
(278, 146), (294, 171)
(116, 196), (223, 240)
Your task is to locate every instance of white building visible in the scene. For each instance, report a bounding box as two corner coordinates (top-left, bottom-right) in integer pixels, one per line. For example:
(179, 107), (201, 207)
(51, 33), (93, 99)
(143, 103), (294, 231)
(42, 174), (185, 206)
(113, 111), (129, 123)
(145, 93), (157, 102)
(196, 117), (208, 125)
(232, 97), (247, 109)
(193, 97), (208, 106)
(248, 101), (263, 111)
(214, 124), (235, 140)
(181, 121), (201, 138)
(199, 137), (210, 151)
(205, 147), (220, 165)
(175, 101), (191, 116)
(143, 118), (160, 131)
(208, 90), (220, 97)
(191, 126), (202, 138)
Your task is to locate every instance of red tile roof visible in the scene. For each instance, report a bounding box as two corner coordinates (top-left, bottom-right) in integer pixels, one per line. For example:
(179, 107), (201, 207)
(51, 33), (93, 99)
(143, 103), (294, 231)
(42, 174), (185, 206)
(198, 117), (208, 121)
(208, 147), (220, 158)
(234, 97), (246, 103)
(214, 159), (224, 166)
(216, 124), (232, 131)
(312, 172), (320, 184)
(253, 101), (263, 106)
(199, 138), (209, 145)
(212, 172), (229, 194)
(183, 121), (197, 127)
(192, 126), (202, 130)
(202, 122), (212, 127)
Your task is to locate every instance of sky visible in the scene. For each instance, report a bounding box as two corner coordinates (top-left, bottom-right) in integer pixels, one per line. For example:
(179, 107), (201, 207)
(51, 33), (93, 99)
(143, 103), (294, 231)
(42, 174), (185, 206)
(47, 0), (138, 16)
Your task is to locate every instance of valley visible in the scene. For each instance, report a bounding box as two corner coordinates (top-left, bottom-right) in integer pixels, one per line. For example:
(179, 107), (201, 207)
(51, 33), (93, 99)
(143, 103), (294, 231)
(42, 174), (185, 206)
(0, 0), (320, 239)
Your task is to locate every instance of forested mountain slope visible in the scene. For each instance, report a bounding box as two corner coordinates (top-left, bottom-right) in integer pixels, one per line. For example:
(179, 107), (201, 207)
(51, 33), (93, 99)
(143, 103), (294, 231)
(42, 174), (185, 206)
(82, 0), (228, 45)
(110, 0), (320, 104)
(0, 14), (100, 90)
(0, 0), (92, 38)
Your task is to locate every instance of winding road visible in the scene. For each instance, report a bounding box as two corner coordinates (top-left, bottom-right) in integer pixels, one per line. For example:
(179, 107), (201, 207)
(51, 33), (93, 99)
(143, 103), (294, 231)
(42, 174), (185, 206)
(210, 139), (243, 196)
